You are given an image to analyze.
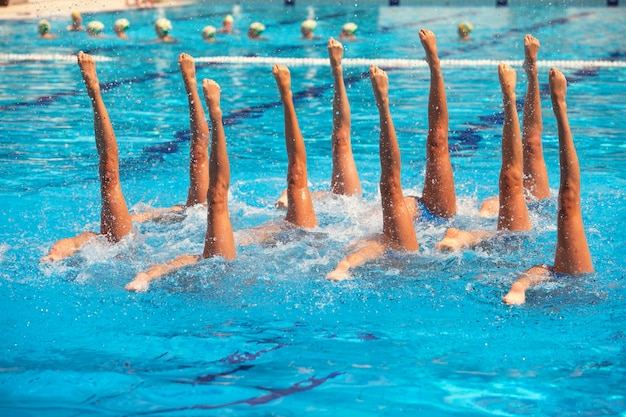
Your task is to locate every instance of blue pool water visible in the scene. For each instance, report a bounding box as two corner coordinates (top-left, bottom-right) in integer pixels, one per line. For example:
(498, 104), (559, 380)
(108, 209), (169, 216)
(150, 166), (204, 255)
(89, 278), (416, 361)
(1, 3), (625, 415)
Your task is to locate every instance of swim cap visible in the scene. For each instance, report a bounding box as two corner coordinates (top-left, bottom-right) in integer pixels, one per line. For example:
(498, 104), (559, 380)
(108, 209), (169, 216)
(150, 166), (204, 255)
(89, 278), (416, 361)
(202, 25), (217, 39)
(249, 22), (265, 36)
(342, 22), (358, 35)
(114, 18), (130, 33)
(458, 22), (473, 34)
(223, 14), (234, 23)
(86, 21), (104, 36)
(155, 18), (172, 37)
(38, 20), (50, 34)
(301, 19), (317, 31)
(71, 11), (81, 20)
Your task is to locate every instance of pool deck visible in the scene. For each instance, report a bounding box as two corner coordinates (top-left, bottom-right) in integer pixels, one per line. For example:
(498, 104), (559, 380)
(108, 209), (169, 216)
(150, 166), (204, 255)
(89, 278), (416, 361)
(0, 0), (195, 21)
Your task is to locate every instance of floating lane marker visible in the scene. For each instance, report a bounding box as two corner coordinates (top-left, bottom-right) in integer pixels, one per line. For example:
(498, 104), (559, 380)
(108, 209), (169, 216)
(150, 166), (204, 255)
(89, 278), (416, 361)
(194, 56), (626, 69)
(1, 54), (624, 69)
(0, 53), (114, 62)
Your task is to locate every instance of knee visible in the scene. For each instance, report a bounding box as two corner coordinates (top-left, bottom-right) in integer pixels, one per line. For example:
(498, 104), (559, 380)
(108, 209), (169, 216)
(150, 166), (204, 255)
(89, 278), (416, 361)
(287, 161), (307, 187)
(427, 127), (448, 149)
(208, 181), (229, 207)
(99, 165), (121, 187)
(500, 169), (524, 190)
(190, 144), (209, 162)
(379, 175), (402, 198)
(558, 183), (580, 211)
(332, 129), (351, 149)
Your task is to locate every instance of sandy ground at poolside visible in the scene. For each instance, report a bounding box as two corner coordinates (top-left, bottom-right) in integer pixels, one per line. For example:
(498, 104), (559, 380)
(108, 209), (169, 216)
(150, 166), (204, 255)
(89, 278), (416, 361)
(0, 0), (195, 20)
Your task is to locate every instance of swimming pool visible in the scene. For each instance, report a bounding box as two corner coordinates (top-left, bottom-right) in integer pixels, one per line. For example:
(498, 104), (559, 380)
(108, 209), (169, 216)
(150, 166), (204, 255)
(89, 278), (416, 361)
(1, 2), (625, 415)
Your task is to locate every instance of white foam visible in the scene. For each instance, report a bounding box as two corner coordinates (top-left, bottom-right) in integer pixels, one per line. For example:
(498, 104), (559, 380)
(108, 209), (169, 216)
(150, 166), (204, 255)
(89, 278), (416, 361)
(0, 243), (8, 261)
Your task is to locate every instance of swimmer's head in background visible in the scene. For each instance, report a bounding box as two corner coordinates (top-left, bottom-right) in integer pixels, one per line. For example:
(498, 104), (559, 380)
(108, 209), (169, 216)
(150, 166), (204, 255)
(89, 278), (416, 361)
(155, 18), (172, 37)
(87, 21), (105, 36)
(458, 21), (473, 38)
(223, 14), (234, 24)
(342, 22), (358, 36)
(71, 10), (82, 21)
(202, 25), (217, 40)
(38, 20), (50, 35)
(249, 22), (265, 37)
(301, 19), (317, 33)
(114, 18), (130, 33)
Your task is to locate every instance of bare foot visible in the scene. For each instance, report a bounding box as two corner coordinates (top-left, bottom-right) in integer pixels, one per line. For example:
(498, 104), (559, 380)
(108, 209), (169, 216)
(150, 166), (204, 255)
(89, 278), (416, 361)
(326, 261), (352, 281)
(202, 78), (221, 113)
(479, 195), (499, 218)
(272, 64), (292, 97)
(369, 65), (389, 106)
(503, 265), (551, 305)
(549, 67), (567, 110)
(435, 228), (468, 251)
(274, 188), (288, 210)
(125, 272), (150, 292)
(498, 63), (517, 100)
(77, 51), (100, 98)
(178, 53), (197, 91)
(40, 231), (97, 262)
(327, 37), (344, 69)
(435, 228), (491, 251)
(522, 34), (540, 75)
(503, 281), (527, 305)
(419, 29), (440, 68)
(41, 243), (77, 262)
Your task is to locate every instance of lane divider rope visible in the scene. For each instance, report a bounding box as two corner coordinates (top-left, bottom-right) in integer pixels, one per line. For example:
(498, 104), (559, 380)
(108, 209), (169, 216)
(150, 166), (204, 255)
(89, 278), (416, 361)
(0, 53), (114, 62)
(194, 56), (626, 69)
(2, 54), (625, 68)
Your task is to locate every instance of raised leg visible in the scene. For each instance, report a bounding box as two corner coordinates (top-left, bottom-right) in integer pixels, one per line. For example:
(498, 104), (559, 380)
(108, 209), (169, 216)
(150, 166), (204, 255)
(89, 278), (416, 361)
(419, 29), (456, 219)
(272, 64), (317, 229)
(78, 51), (133, 242)
(502, 68), (593, 305)
(179, 53), (210, 207)
(549, 68), (593, 274)
(202, 79), (236, 260)
(328, 37), (362, 196)
(521, 35), (550, 200)
(370, 65), (419, 251)
(497, 64), (531, 232)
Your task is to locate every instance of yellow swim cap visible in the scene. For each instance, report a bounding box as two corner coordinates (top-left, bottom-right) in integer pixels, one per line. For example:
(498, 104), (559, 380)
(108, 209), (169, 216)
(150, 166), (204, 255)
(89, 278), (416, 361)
(301, 19), (317, 32)
(202, 25), (217, 39)
(87, 21), (105, 36)
(249, 22), (265, 36)
(114, 18), (130, 33)
(38, 20), (50, 34)
(342, 22), (358, 35)
(155, 18), (172, 36)
(458, 22), (473, 34)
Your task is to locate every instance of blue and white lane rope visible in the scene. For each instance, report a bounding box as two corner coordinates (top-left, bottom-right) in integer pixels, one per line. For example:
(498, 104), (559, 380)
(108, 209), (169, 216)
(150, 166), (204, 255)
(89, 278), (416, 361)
(194, 56), (626, 69)
(0, 53), (114, 62)
(2, 53), (626, 68)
